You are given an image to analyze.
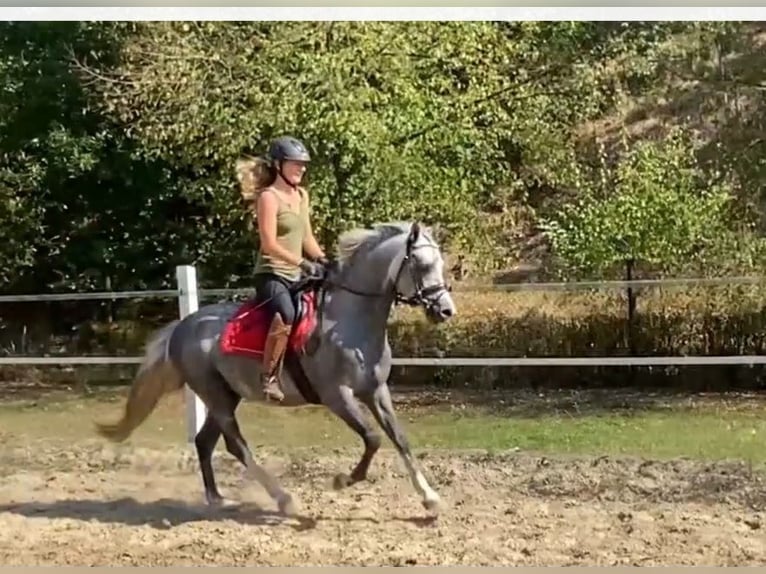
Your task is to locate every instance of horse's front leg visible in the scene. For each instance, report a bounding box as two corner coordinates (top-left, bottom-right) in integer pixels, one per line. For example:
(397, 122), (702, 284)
(325, 384), (382, 489)
(361, 383), (441, 513)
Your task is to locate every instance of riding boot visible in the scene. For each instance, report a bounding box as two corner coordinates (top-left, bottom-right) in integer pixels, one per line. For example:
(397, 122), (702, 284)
(261, 314), (291, 402)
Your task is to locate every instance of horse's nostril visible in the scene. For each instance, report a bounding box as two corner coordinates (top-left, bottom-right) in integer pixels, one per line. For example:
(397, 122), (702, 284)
(441, 307), (454, 318)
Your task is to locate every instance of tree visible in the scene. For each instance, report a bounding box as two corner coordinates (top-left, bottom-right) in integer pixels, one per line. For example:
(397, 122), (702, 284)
(541, 129), (745, 280)
(74, 21), (647, 279)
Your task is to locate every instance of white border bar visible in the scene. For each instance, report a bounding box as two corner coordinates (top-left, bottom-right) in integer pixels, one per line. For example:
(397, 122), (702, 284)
(0, 7), (763, 21)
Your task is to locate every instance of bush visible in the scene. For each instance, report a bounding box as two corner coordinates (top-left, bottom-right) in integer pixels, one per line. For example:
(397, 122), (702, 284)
(386, 286), (766, 391)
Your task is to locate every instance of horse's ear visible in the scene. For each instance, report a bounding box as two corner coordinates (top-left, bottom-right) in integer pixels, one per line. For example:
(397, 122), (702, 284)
(406, 221), (420, 252)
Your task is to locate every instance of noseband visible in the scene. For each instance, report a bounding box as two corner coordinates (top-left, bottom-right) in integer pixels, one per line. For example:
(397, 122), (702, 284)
(390, 238), (451, 311)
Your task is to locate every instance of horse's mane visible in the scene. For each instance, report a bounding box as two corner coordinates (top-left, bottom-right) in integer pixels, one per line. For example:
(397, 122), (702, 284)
(335, 221), (414, 266)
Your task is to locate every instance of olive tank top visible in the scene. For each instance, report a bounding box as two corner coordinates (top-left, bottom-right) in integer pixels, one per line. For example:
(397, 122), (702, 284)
(253, 186), (309, 281)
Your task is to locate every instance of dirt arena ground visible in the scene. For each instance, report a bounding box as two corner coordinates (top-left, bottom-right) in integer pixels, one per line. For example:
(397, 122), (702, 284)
(1, 438), (764, 566)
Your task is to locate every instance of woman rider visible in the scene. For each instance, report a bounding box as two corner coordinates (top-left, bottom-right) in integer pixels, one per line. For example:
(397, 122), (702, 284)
(236, 135), (329, 402)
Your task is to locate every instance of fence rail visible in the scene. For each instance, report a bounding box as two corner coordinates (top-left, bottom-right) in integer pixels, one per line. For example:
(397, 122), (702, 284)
(1, 274), (765, 304)
(2, 267), (766, 443)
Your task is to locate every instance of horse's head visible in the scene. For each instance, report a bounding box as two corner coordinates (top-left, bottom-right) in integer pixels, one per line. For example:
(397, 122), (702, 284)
(333, 221), (457, 324)
(391, 222), (456, 323)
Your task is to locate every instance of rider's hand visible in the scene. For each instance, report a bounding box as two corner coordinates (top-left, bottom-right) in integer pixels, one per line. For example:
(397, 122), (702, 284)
(299, 259), (326, 279)
(317, 255), (339, 274)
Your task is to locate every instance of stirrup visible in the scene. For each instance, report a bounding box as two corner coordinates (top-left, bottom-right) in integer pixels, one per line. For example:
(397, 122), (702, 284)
(262, 375), (285, 402)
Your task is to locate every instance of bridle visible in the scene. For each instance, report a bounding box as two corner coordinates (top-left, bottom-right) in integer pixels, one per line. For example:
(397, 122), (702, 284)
(389, 229), (452, 312)
(302, 223), (452, 314)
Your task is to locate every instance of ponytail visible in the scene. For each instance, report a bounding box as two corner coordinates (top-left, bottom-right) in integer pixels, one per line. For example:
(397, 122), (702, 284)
(235, 155), (277, 202)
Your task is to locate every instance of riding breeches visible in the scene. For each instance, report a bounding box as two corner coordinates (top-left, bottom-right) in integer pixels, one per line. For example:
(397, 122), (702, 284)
(253, 273), (298, 324)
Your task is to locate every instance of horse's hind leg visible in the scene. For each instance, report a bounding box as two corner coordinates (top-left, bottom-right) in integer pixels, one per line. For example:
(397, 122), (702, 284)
(194, 387), (244, 506)
(325, 385), (382, 489)
(361, 384), (441, 513)
(190, 371), (296, 515)
(192, 379), (243, 506)
(195, 412), (225, 506)
(216, 406), (297, 516)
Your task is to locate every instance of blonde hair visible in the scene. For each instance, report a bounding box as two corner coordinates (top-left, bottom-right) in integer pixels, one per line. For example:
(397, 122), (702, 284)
(235, 155), (277, 202)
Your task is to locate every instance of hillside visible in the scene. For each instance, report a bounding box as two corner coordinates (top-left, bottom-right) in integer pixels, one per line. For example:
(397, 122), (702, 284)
(490, 22), (766, 284)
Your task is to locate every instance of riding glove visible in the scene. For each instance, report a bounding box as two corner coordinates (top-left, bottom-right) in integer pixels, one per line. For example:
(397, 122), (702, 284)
(318, 256), (341, 273)
(299, 259), (326, 279)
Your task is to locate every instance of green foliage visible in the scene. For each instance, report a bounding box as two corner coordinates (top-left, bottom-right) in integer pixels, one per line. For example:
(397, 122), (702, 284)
(540, 128), (764, 278)
(0, 21), (763, 296)
(77, 22), (670, 276)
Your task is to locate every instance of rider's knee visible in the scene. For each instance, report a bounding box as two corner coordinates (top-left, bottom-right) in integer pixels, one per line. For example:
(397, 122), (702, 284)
(277, 302), (296, 324)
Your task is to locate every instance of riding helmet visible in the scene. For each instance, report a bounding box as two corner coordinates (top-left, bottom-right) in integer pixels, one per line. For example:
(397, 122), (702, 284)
(267, 136), (311, 163)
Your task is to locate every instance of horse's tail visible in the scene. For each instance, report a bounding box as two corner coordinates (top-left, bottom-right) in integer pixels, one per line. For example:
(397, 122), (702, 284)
(95, 319), (185, 443)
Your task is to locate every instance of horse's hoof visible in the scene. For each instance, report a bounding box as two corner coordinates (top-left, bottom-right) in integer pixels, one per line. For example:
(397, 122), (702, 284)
(332, 473), (352, 490)
(422, 495), (441, 514)
(207, 496), (238, 509)
(277, 493), (298, 517)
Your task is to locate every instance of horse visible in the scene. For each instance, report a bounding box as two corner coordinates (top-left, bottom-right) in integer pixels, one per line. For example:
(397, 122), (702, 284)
(95, 220), (457, 516)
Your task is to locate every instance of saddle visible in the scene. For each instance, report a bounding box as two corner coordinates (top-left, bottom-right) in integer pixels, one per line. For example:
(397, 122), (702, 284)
(219, 287), (319, 360)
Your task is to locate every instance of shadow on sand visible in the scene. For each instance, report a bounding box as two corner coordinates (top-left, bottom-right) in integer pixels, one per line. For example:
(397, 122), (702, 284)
(0, 497), (438, 531)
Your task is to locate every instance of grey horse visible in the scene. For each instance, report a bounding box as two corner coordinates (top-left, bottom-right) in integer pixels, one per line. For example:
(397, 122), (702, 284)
(96, 221), (456, 516)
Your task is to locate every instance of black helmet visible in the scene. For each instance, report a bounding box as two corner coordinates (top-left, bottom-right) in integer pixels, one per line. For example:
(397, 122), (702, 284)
(267, 135), (311, 163)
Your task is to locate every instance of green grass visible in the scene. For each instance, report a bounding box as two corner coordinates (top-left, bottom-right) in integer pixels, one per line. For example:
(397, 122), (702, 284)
(1, 387), (764, 466)
(413, 410), (764, 462)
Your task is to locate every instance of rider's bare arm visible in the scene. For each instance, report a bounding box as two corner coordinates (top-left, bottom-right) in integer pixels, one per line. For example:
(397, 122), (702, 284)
(300, 190), (325, 261)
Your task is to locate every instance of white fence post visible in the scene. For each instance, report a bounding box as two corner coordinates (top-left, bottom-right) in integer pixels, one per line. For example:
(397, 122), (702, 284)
(176, 265), (207, 443)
